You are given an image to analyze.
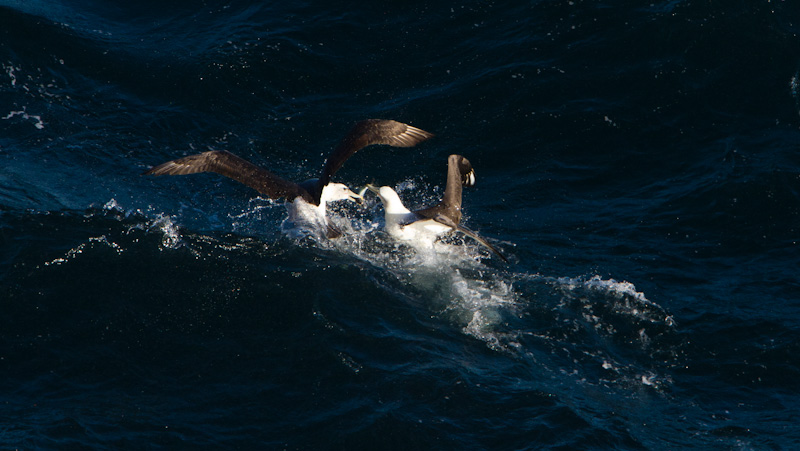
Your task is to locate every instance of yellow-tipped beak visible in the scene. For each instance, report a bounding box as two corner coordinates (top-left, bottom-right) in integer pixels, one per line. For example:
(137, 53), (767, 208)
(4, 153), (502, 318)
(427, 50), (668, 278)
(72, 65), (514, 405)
(350, 191), (365, 205)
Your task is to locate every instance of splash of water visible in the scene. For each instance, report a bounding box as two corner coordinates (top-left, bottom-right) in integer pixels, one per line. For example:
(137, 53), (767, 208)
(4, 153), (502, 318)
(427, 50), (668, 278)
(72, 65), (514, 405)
(120, 194), (679, 390)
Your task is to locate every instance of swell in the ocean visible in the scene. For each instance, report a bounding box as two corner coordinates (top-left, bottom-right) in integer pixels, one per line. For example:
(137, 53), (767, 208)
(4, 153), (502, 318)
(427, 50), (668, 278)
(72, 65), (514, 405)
(3, 0), (800, 449)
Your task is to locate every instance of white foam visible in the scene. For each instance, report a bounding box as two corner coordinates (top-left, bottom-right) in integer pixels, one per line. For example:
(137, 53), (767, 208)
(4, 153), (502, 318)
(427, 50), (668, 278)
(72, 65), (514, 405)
(102, 199), (184, 250)
(2, 108), (45, 129)
(556, 275), (673, 325)
(128, 190), (677, 390)
(101, 192), (679, 392)
(149, 214), (182, 249)
(3, 63), (18, 87)
(264, 188), (524, 354)
(103, 198), (122, 212)
(42, 235), (123, 267)
(328, 216), (521, 352)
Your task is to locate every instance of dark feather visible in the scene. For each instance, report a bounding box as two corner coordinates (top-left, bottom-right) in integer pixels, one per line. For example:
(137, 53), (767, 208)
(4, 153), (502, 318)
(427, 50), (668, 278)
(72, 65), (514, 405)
(143, 119), (434, 206)
(414, 155), (507, 262)
(415, 154), (474, 225)
(318, 119), (434, 189)
(143, 150), (313, 202)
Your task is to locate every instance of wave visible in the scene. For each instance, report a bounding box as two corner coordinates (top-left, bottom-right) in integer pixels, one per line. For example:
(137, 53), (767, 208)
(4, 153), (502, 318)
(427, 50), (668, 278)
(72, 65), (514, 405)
(77, 191), (682, 393)
(10, 195), (679, 394)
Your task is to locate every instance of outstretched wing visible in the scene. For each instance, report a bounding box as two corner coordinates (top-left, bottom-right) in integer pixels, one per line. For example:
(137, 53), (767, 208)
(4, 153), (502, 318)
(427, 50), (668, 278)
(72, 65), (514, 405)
(143, 150), (312, 202)
(441, 154), (475, 212)
(414, 154), (475, 227)
(317, 119), (434, 188)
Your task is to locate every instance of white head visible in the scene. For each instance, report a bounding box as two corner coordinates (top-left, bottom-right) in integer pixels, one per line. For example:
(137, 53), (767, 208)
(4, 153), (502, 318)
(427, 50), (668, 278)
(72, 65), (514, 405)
(367, 185), (411, 214)
(319, 183), (365, 205)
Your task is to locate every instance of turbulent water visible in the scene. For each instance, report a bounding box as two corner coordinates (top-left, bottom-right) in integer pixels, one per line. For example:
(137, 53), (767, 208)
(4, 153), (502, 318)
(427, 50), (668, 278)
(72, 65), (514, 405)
(2, 1), (800, 449)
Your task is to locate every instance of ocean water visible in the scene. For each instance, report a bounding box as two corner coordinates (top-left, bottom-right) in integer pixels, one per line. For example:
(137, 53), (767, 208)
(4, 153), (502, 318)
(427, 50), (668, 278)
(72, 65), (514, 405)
(1, 0), (799, 449)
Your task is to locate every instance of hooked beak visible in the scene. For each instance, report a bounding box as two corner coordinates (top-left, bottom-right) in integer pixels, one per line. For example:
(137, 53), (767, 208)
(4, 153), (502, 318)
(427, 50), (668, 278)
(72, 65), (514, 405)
(349, 190), (365, 206)
(364, 184), (381, 195)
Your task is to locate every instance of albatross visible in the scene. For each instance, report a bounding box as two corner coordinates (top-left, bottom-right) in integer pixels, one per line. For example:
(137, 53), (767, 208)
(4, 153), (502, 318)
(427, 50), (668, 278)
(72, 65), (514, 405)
(143, 119), (433, 238)
(367, 154), (508, 262)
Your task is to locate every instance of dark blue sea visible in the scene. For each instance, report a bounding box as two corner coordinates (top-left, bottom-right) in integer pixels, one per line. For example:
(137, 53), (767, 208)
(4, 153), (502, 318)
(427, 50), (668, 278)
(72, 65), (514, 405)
(2, 1), (800, 449)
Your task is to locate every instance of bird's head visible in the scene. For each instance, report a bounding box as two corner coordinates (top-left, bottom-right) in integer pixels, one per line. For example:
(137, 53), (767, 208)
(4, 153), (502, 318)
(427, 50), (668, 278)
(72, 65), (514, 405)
(366, 184), (410, 214)
(320, 182), (364, 205)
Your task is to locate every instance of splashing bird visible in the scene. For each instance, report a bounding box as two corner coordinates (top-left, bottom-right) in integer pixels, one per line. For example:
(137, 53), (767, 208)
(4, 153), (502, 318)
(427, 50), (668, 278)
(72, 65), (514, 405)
(367, 154), (508, 262)
(143, 119), (434, 238)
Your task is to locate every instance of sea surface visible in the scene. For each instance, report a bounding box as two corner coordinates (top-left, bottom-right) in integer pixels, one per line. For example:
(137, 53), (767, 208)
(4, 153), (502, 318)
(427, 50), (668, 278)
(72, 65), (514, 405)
(1, 1), (799, 449)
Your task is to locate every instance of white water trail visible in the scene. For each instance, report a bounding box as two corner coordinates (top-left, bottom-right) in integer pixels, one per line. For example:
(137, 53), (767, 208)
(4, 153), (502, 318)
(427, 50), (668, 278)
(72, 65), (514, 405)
(121, 193), (679, 390)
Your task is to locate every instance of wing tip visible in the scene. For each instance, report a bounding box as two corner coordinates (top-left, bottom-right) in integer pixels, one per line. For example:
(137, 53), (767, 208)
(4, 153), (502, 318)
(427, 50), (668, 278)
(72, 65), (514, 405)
(141, 163), (171, 176)
(457, 225), (509, 263)
(141, 161), (190, 176)
(397, 124), (435, 147)
(364, 119), (435, 147)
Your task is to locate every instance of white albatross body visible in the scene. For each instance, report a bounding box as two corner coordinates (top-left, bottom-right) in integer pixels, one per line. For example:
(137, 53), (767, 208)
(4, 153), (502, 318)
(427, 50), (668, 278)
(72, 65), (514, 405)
(368, 155), (507, 262)
(143, 119), (434, 238)
(372, 186), (451, 246)
(281, 183), (361, 237)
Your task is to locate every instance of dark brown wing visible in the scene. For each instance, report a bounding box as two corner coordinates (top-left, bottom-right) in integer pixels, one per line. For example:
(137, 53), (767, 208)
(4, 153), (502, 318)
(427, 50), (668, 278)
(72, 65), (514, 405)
(414, 204), (460, 226)
(143, 150), (313, 203)
(317, 119), (434, 189)
(414, 154), (475, 226)
(456, 224), (508, 263)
